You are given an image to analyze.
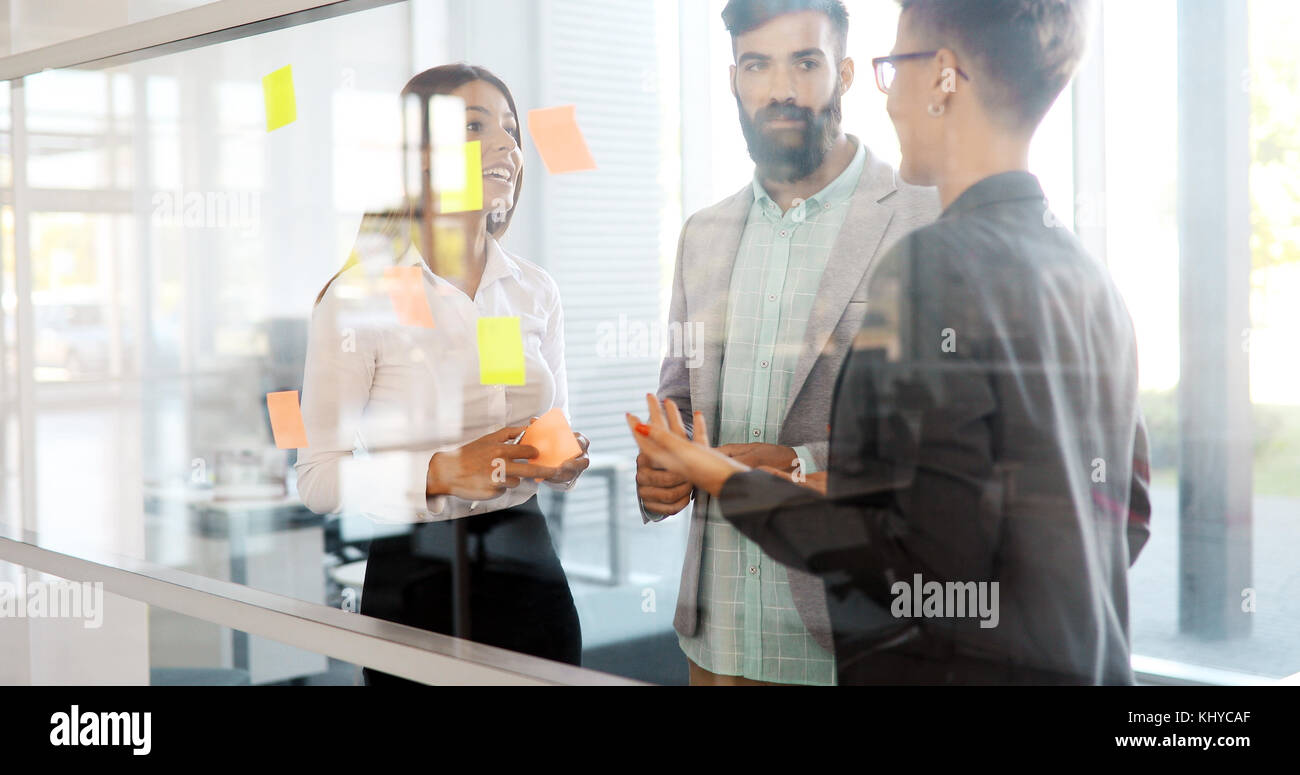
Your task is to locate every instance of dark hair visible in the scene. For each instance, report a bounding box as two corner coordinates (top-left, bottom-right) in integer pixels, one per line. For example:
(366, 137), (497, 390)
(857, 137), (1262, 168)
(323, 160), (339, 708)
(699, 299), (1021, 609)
(721, 0), (850, 62)
(896, 0), (1090, 129)
(315, 63), (524, 306)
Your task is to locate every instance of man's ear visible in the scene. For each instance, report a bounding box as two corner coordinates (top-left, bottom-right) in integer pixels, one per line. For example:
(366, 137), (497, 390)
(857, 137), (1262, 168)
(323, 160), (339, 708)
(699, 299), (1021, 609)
(838, 56), (855, 94)
(729, 64), (738, 98)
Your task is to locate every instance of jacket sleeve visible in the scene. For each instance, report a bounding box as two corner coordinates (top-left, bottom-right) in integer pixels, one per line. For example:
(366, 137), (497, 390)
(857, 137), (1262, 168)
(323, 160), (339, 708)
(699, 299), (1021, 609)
(642, 214), (697, 524)
(717, 232), (1002, 603)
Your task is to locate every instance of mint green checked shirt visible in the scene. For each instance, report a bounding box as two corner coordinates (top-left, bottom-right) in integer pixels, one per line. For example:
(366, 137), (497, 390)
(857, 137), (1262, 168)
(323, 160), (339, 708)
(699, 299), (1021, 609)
(679, 141), (866, 685)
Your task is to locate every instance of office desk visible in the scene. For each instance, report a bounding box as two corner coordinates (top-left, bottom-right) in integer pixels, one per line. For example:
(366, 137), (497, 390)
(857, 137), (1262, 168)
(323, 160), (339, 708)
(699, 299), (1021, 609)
(143, 486), (329, 684)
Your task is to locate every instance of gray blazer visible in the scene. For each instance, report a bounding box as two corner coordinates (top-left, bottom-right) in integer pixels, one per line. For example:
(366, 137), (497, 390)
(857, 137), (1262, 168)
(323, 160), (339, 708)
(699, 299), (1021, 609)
(645, 138), (941, 652)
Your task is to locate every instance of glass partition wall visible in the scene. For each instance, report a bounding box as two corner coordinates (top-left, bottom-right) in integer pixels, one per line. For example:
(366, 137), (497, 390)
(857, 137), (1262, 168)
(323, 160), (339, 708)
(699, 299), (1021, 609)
(0, 0), (1295, 686)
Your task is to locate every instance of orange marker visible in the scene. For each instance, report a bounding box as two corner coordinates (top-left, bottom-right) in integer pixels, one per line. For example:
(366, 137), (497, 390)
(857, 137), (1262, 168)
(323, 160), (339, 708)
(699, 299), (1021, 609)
(383, 265), (437, 328)
(527, 105), (597, 175)
(267, 391), (309, 449)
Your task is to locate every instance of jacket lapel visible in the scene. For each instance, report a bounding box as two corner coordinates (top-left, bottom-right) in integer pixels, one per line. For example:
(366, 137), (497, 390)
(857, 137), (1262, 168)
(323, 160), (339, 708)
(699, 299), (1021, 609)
(688, 184), (753, 431)
(784, 146), (899, 414)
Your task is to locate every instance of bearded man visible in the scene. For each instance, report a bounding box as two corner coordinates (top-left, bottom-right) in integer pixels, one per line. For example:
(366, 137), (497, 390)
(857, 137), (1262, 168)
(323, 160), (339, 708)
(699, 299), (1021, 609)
(636, 0), (940, 685)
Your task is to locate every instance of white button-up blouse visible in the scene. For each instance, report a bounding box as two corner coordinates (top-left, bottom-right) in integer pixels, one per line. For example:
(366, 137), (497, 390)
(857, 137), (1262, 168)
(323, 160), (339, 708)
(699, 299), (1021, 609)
(294, 236), (574, 522)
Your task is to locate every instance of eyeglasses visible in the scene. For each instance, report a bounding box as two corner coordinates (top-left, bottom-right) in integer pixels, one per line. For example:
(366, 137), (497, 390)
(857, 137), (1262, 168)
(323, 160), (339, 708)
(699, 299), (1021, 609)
(871, 52), (970, 95)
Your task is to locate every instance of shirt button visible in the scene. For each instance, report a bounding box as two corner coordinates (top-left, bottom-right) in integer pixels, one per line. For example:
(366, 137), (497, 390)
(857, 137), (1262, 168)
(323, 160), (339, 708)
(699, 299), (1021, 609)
(760, 360), (769, 369)
(767, 294), (777, 302)
(823, 202), (832, 210)
(749, 566), (758, 576)
(778, 230), (788, 238)
(752, 429), (761, 438)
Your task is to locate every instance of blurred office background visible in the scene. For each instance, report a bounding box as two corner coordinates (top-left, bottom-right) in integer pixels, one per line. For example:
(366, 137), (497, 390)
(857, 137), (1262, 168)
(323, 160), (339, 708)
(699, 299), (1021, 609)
(0, 0), (1295, 685)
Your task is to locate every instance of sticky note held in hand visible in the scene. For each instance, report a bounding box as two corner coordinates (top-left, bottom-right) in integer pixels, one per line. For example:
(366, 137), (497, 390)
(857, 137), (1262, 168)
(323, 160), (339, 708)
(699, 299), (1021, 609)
(518, 408), (583, 469)
(527, 105), (597, 175)
(477, 316), (526, 385)
(266, 390), (308, 449)
(262, 65), (297, 132)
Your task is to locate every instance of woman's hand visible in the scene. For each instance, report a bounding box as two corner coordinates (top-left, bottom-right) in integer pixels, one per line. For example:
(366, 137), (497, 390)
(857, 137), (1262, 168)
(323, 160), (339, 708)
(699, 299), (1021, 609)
(625, 394), (748, 498)
(426, 426), (560, 501)
(756, 466), (829, 495)
(544, 432), (591, 486)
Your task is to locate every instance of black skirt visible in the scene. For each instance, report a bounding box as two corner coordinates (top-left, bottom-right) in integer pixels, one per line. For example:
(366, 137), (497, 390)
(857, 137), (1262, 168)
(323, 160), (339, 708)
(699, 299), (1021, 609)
(358, 496), (582, 686)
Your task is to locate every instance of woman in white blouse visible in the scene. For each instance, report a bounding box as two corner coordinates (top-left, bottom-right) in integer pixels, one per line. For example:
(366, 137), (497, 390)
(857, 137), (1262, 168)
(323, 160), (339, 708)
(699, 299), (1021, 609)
(295, 64), (589, 684)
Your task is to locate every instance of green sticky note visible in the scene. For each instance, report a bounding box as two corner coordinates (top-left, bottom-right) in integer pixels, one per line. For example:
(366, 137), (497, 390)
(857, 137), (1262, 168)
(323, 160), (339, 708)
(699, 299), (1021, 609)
(440, 141), (484, 214)
(477, 316), (526, 385)
(263, 65), (297, 132)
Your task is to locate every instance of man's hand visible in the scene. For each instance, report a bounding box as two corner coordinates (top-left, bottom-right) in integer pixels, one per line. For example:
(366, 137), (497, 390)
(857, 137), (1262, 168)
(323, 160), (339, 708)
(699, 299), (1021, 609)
(628, 395), (747, 499)
(716, 443), (800, 472)
(637, 452), (693, 516)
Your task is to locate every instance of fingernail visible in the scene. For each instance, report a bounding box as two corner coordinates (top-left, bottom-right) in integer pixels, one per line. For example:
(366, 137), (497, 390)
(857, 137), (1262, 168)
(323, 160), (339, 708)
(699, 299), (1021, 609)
(634, 423), (651, 437)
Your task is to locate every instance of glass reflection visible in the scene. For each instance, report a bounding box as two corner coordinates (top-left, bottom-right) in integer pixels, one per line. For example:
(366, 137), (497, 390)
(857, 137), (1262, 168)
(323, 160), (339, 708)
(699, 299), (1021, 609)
(295, 65), (589, 685)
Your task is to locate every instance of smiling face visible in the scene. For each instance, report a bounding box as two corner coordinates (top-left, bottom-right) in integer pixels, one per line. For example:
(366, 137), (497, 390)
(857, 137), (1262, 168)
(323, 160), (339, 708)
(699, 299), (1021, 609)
(730, 10), (851, 182)
(449, 79), (523, 214)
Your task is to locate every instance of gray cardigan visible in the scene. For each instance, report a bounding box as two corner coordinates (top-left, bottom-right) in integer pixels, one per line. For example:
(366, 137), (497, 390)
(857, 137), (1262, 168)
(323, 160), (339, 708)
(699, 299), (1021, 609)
(645, 138), (940, 652)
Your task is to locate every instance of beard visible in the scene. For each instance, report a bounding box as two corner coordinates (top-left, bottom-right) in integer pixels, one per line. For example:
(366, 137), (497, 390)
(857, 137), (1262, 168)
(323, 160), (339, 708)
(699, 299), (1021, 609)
(738, 87), (843, 183)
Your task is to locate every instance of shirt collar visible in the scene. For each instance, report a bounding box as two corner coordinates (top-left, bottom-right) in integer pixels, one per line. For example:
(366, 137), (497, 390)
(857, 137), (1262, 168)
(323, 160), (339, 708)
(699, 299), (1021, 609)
(480, 236), (523, 288)
(398, 233), (522, 289)
(942, 171), (1046, 218)
(751, 134), (867, 217)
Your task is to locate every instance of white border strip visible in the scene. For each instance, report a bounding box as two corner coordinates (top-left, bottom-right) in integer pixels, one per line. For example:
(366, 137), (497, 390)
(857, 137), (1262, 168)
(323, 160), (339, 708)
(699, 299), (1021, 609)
(0, 530), (642, 686)
(0, 0), (400, 80)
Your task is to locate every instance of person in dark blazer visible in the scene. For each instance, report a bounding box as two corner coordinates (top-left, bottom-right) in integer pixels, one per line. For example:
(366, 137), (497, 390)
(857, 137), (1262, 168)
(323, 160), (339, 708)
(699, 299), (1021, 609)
(625, 0), (1152, 685)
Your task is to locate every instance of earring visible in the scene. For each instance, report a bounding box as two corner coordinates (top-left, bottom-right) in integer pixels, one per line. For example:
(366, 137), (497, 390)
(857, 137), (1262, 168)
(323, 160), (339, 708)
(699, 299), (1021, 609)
(927, 103), (946, 117)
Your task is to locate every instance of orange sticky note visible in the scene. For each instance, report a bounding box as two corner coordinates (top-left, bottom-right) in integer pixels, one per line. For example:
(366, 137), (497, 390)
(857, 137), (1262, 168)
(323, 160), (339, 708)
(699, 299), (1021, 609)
(267, 391), (308, 449)
(518, 408), (583, 468)
(527, 105), (597, 174)
(262, 65), (297, 132)
(383, 265), (436, 328)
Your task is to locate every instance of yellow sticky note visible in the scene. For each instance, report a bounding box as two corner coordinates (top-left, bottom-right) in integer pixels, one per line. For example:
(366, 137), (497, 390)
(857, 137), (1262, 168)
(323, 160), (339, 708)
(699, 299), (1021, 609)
(262, 65), (297, 132)
(266, 390), (309, 449)
(440, 141), (483, 214)
(477, 316), (526, 385)
(527, 105), (597, 174)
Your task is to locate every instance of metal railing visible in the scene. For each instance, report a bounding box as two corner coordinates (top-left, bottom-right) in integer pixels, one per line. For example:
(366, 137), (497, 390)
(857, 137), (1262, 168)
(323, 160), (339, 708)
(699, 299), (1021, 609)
(0, 520), (642, 685)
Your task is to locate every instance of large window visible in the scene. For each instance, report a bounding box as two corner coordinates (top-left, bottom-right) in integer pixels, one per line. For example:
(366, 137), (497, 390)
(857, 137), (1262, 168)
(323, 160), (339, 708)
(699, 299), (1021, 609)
(0, 0), (1294, 685)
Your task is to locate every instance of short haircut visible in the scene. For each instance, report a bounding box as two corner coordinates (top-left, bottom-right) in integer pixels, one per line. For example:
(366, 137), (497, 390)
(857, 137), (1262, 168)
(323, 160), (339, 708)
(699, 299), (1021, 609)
(897, 0), (1090, 129)
(722, 0), (850, 62)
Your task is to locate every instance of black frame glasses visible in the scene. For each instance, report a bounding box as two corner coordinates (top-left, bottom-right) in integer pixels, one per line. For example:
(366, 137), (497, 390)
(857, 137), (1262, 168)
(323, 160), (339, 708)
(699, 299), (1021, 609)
(871, 52), (970, 95)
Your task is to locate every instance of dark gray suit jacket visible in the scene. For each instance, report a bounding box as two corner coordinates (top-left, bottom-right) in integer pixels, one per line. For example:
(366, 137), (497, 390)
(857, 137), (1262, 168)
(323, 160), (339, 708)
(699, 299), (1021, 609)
(645, 138), (940, 652)
(717, 172), (1152, 684)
